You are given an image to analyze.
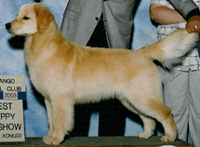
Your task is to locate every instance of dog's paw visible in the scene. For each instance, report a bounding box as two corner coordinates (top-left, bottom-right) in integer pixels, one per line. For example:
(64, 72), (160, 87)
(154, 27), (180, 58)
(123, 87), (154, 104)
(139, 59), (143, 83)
(161, 135), (176, 143)
(43, 135), (62, 145)
(138, 131), (153, 139)
(43, 135), (53, 144)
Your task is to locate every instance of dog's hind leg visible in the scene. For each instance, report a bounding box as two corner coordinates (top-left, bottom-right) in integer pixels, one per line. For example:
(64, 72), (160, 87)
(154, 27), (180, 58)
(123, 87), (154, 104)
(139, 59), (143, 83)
(125, 71), (177, 143)
(126, 94), (177, 143)
(149, 102), (177, 143)
(43, 93), (74, 145)
(121, 99), (156, 139)
(138, 115), (156, 139)
(151, 103), (177, 143)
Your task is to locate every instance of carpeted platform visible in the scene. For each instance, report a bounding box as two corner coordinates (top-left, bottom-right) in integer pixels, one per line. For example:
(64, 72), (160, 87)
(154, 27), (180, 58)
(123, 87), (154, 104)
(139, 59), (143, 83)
(0, 136), (192, 147)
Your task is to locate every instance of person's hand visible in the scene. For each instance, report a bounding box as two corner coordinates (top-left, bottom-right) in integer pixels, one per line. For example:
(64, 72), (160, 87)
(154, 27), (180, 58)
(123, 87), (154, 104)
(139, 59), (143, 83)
(186, 15), (200, 34)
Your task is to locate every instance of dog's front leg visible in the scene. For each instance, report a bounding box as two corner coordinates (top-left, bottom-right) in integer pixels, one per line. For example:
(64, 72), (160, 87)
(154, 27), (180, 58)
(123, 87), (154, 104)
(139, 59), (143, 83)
(43, 93), (74, 145)
(43, 97), (54, 143)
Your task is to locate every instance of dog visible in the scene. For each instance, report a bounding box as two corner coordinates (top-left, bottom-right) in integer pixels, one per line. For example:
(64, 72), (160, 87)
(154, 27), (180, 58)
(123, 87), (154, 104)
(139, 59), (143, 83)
(5, 3), (199, 145)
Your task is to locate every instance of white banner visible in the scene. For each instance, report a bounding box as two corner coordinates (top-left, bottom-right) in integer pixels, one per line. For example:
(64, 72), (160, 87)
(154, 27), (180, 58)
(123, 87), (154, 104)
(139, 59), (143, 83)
(0, 75), (26, 142)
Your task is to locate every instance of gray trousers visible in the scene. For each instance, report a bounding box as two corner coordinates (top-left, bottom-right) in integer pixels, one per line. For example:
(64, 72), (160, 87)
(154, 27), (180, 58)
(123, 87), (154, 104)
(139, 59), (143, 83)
(159, 67), (200, 147)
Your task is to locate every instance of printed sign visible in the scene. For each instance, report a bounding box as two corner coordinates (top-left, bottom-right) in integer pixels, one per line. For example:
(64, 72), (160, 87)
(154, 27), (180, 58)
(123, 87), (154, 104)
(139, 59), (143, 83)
(0, 76), (26, 142)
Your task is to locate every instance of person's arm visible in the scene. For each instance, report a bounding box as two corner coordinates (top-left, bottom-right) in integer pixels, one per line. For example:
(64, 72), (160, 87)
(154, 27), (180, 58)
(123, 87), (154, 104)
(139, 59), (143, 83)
(167, 0), (200, 33)
(167, 0), (198, 20)
(149, 4), (185, 24)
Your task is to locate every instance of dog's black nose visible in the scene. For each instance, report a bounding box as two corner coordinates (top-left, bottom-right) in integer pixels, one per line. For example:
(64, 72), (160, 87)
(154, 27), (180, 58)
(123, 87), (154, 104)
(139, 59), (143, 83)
(5, 23), (11, 30)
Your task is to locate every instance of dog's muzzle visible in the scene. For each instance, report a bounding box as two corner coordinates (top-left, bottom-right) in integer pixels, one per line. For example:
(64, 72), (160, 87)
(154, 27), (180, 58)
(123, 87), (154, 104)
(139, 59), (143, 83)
(5, 23), (11, 30)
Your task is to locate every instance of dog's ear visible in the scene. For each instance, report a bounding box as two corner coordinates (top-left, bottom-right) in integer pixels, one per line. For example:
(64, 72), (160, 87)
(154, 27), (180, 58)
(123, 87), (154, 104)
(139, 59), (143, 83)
(34, 4), (54, 33)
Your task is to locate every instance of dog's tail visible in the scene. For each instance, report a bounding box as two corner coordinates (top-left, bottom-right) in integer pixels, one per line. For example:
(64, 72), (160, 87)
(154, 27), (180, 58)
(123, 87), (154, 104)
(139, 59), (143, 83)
(140, 29), (199, 68)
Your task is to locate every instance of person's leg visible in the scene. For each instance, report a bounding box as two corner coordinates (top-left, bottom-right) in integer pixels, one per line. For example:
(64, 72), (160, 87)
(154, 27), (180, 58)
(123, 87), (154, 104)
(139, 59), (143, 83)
(98, 99), (126, 136)
(88, 17), (126, 136)
(71, 104), (92, 136)
(72, 16), (126, 137)
(189, 70), (200, 147)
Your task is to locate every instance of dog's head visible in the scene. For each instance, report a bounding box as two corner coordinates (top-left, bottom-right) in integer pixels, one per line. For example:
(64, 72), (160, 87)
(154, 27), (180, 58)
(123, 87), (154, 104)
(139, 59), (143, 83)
(5, 3), (54, 36)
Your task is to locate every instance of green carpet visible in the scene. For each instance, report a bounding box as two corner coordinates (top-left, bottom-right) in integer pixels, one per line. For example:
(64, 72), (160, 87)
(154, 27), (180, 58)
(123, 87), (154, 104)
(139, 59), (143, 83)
(0, 136), (192, 146)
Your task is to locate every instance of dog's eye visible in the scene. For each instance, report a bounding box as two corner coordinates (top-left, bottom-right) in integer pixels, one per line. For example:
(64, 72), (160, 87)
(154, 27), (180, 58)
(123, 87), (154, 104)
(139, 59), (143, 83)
(23, 16), (30, 20)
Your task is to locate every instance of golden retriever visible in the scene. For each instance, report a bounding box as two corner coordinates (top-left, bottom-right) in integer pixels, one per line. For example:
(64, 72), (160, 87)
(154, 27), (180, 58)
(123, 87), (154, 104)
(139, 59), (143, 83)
(5, 3), (199, 145)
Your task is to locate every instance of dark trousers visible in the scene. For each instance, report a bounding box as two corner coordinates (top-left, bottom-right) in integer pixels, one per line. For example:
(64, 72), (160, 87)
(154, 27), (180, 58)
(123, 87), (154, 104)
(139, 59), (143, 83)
(71, 16), (126, 137)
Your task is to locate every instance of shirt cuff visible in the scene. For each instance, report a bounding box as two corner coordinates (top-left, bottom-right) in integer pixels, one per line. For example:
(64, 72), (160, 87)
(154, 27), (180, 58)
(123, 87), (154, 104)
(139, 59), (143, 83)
(186, 8), (200, 21)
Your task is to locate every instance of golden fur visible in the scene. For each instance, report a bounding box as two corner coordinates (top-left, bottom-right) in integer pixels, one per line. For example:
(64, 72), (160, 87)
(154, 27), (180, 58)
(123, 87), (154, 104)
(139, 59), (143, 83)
(6, 3), (199, 145)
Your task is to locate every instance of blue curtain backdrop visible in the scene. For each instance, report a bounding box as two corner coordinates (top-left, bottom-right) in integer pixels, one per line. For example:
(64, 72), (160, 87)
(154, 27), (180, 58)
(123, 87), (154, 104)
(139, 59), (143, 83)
(0, 0), (157, 137)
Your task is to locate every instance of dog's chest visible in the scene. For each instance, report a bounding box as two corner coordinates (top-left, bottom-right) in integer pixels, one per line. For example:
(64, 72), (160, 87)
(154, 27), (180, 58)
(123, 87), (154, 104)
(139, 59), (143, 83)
(24, 46), (49, 94)
(24, 54), (45, 93)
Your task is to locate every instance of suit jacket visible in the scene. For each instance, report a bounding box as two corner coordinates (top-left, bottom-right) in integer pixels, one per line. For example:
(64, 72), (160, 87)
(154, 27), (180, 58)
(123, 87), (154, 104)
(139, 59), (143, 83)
(60, 0), (198, 49)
